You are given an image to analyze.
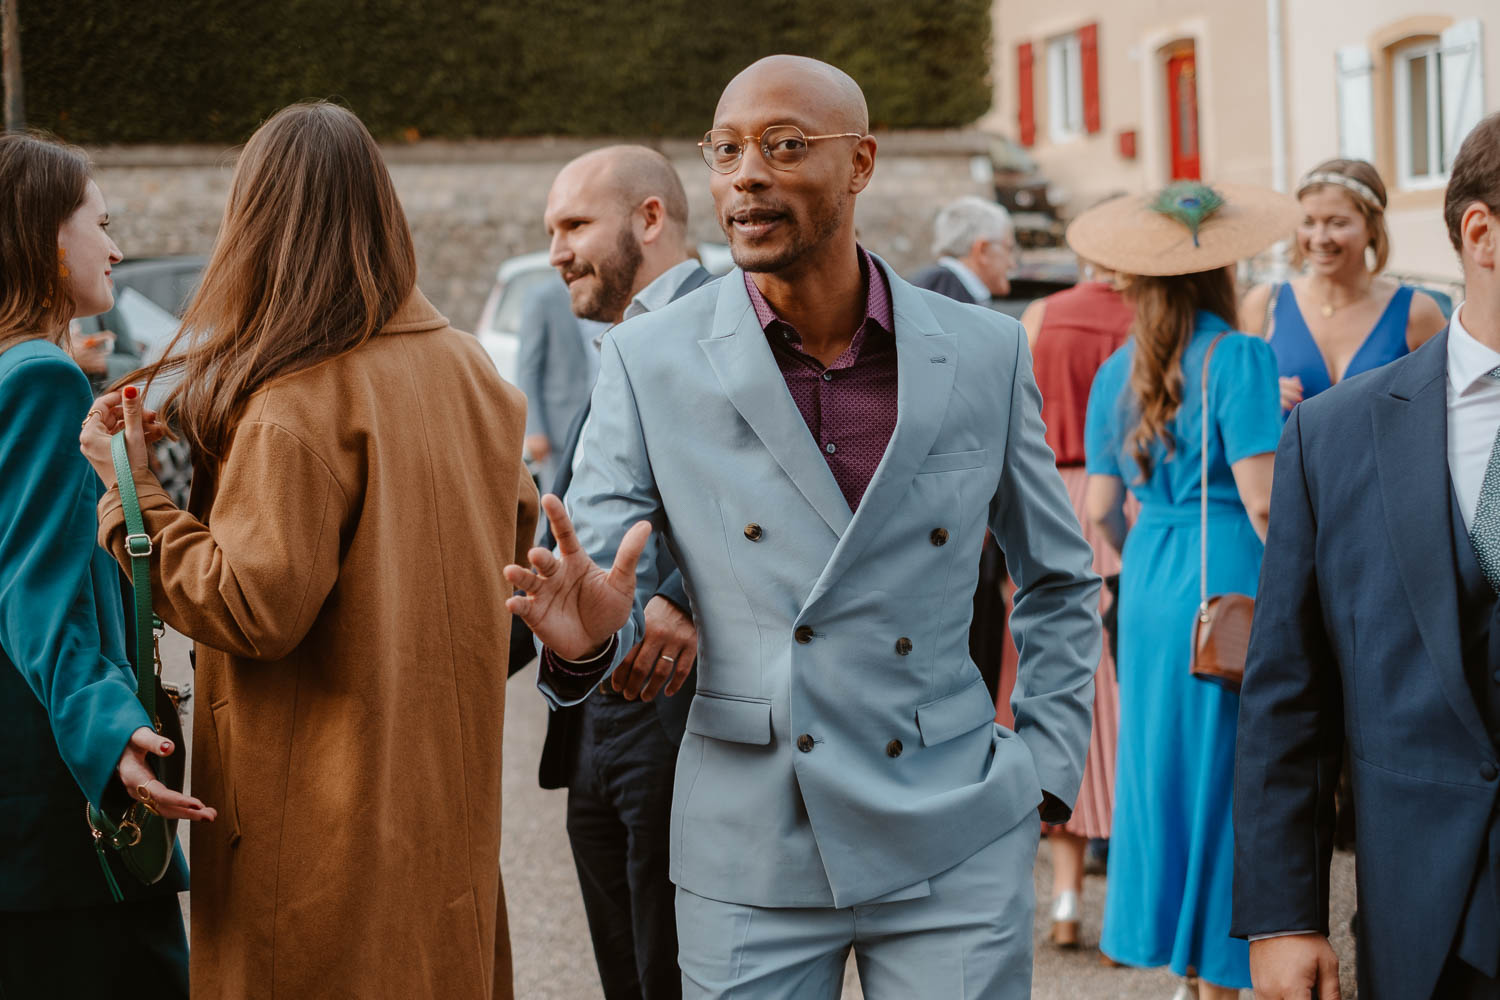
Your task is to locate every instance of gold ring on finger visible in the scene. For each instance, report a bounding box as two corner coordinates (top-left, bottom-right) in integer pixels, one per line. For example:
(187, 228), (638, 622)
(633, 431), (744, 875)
(82, 409), (102, 428)
(659, 655), (675, 663)
(135, 782), (160, 814)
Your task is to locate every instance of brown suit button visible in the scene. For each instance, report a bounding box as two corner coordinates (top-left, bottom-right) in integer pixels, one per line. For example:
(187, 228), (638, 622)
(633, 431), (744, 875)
(930, 528), (949, 546)
(744, 523), (763, 541)
(886, 739), (903, 758)
(895, 637), (913, 656)
(797, 733), (815, 753)
(794, 626), (815, 644)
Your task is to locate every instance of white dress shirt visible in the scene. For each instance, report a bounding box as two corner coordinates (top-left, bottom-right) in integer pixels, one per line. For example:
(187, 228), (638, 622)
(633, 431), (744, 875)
(1447, 303), (1500, 531)
(937, 256), (992, 304)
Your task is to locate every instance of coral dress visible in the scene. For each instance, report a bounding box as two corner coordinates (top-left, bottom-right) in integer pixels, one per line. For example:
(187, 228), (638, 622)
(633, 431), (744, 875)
(1029, 281), (1133, 838)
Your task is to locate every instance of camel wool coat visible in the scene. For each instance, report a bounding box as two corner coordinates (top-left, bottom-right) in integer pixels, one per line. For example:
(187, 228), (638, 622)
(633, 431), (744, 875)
(97, 291), (538, 999)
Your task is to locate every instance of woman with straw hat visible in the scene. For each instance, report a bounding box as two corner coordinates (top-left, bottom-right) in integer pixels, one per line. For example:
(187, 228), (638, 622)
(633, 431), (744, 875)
(1073, 181), (1299, 998)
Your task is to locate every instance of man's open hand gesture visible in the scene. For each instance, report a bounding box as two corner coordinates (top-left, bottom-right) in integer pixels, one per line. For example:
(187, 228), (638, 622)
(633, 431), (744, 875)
(504, 494), (653, 661)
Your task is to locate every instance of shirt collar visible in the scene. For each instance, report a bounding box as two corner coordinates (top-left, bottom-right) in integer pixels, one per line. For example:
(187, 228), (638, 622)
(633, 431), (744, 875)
(1447, 302), (1500, 397)
(937, 256), (993, 304)
(622, 258), (703, 322)
(742, 245), (894, 339)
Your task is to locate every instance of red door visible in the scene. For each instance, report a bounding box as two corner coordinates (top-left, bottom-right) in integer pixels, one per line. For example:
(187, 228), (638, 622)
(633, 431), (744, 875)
(1166, 48), (1201, 180)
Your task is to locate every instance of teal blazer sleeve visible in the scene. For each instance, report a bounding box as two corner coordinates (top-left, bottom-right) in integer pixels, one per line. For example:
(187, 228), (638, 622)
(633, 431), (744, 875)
(0, 345), (152, 807)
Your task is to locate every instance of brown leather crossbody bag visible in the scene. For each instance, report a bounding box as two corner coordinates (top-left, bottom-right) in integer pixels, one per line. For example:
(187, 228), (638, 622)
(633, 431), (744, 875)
(1190, 333), (1253, 692)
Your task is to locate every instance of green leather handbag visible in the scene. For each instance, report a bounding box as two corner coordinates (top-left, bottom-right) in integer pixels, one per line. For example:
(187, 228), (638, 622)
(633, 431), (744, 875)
(85, 431), (185, 902)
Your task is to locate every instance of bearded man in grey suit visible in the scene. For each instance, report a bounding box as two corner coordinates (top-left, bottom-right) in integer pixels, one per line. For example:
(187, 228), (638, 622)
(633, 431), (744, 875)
(507, 57), (1098, 999)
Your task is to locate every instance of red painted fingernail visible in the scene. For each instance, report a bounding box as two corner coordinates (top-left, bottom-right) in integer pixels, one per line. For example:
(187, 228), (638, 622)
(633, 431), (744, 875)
(161, 741), (172, 753)
(123, 385), (138, 400)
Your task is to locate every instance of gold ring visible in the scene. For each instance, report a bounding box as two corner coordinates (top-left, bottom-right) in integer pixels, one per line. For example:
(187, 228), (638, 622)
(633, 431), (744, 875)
(659, 655), (675, 663)
(82, 409), (102, 427)
(136, 781), (161, 815)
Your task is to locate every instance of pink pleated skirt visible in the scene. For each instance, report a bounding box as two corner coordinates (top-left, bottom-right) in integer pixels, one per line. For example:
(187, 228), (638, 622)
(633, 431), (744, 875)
(994, 464), (1120, 839)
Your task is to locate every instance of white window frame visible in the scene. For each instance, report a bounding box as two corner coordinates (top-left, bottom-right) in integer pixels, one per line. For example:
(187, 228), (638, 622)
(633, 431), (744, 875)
(1393, 40), (1448, 190)
(1046, 32), (1085, 142)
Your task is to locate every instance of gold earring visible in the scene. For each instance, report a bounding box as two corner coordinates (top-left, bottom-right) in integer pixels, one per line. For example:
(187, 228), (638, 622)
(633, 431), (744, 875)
(57, 247), (70, 279)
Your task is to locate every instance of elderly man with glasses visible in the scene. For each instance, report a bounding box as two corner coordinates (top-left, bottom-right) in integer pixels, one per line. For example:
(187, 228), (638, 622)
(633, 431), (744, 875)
(508, 54), (1098, 999)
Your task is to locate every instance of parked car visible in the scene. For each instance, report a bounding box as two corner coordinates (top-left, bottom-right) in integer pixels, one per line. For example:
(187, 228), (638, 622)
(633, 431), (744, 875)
(474, 243), (735, 384)
(71, 255), (206, 360)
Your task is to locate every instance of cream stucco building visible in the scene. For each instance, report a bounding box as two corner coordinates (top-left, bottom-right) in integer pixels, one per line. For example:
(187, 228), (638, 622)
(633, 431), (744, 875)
(985, 0), (1497, 284)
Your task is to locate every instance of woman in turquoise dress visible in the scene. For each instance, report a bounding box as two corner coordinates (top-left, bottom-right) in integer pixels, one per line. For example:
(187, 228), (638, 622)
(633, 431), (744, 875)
(1239, 159), (1446, 411)
(1067, 182), (1297, 998)
(0, 133), (213, 997)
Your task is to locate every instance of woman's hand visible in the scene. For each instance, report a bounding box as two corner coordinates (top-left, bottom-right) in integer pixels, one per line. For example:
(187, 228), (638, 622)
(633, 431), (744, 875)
(79, 385), (173, 489)
(115, 727), (217, 822)
(1278, 375), (1304, 412)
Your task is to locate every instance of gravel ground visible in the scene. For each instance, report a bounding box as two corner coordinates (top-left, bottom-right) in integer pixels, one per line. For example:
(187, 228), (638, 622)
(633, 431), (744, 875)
(162, 640), (1356, 998)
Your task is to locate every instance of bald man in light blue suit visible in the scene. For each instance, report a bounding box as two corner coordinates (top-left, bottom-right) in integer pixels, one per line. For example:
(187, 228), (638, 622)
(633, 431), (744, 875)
(507, 55), (1099, 999)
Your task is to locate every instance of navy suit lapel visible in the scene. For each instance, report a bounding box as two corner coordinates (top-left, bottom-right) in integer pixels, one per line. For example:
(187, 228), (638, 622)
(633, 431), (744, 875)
(1372, 330), (1493, 752)
(698, 275), (853, 539)
(802, 262), (957, 612)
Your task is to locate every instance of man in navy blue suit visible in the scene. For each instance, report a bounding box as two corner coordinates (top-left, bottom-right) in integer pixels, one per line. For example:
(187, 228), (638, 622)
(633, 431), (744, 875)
(1234, 113), (1500, 999)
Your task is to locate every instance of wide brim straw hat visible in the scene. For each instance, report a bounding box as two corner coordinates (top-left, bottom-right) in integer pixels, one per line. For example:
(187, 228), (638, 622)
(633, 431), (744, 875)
(1065, 181), (1301, 277)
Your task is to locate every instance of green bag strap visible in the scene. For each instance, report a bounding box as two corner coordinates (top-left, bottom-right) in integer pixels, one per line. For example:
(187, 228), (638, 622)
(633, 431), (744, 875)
(111, 432), (159, 728)
(89, 432), (163, 902)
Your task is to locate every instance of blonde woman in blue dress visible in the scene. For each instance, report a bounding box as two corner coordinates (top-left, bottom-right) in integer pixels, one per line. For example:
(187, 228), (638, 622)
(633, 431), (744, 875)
(1072, 183), (1298, 999)
(1240, 159), (1446, 411)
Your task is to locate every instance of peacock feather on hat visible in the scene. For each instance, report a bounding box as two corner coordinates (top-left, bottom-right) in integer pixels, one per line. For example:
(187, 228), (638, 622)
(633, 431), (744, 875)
(1148, 181), (1225, 248)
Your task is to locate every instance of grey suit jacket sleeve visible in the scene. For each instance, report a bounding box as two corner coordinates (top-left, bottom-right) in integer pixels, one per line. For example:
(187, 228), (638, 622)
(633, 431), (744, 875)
(988, 332), (1100, 822)
(515, 287), (551, 440)
(535, 333), (658, 708)
(1231, 407), (1343, 939)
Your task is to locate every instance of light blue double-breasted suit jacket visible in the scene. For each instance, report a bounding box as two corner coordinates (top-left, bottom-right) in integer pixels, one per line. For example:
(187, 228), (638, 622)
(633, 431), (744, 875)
(541, 256), (1100, 909)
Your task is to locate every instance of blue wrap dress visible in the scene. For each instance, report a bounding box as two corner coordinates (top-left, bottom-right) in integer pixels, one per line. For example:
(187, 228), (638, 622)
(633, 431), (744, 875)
(1086, 314), (1282, 988)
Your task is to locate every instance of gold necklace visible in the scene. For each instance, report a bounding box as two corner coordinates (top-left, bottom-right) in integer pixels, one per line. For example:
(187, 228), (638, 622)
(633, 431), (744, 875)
(1315, 282), (1372, 318)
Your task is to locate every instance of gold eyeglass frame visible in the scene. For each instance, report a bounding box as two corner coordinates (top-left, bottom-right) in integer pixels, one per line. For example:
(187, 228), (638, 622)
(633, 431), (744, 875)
(698, 125), (866, 173)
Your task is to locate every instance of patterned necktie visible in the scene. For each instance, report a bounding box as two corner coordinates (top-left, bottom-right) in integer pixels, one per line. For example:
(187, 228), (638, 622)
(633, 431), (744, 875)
(1471, 367), (1500, 591)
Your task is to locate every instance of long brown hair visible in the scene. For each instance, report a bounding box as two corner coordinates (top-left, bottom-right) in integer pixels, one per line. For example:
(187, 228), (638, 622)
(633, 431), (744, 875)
(130, 102), (417, 461)
(0, 133), (91, 353)
(1121, 266), (1239, 481)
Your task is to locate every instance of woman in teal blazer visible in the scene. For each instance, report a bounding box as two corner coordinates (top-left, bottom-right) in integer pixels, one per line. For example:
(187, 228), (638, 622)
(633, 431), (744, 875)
(0, 133), (211, 997)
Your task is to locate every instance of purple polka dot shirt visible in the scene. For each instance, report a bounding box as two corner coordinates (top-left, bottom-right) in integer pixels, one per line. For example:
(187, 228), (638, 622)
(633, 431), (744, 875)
(743, 246), (898, 512)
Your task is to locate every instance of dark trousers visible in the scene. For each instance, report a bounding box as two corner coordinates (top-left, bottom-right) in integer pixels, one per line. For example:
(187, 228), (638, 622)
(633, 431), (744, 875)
(566, 691), (681, 1000)
(0, 894), (188, 1000)
(1437, 955), (1500, 1000)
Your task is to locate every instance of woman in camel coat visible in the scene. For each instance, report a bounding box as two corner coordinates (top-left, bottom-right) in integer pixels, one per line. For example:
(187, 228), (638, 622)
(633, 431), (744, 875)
(80, 103), (537, 999)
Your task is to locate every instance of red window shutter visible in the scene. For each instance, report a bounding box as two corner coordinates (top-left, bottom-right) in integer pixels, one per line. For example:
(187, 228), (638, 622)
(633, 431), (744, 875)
(1018, 42), (1036, 147)
(1080, 22), (1101, 134)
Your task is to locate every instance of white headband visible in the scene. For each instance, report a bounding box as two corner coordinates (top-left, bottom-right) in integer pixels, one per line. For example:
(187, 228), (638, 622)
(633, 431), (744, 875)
(1297, 171), (1383, 211)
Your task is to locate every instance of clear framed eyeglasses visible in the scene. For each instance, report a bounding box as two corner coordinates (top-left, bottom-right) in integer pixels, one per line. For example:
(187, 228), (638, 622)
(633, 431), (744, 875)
(698, 124), (865, 174)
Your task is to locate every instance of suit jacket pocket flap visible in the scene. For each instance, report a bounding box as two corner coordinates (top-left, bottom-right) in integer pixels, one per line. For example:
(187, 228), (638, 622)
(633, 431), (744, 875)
(917, 449), (989, 475)
(916, 676), (996, 747)
(685, 693), (773, 745)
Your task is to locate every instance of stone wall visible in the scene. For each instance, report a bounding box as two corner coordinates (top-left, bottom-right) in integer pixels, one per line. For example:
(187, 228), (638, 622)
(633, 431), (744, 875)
(90, 133), (993, 333)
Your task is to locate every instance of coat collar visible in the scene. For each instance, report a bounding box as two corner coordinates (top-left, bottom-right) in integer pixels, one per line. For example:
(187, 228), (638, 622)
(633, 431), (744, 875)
(1372, 328), (1494, 753)
(380, 288), (448, 335)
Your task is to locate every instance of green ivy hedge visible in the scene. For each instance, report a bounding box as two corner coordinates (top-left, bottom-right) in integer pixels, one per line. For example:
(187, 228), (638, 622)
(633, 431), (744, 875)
(17, 0), (992, 144)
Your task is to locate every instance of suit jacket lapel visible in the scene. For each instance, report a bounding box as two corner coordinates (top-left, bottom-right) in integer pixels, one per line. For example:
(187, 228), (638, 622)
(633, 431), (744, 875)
(699, 275), (853, 538)
(802, 262), (957, 611)
(1372, 330), (1492, 751)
